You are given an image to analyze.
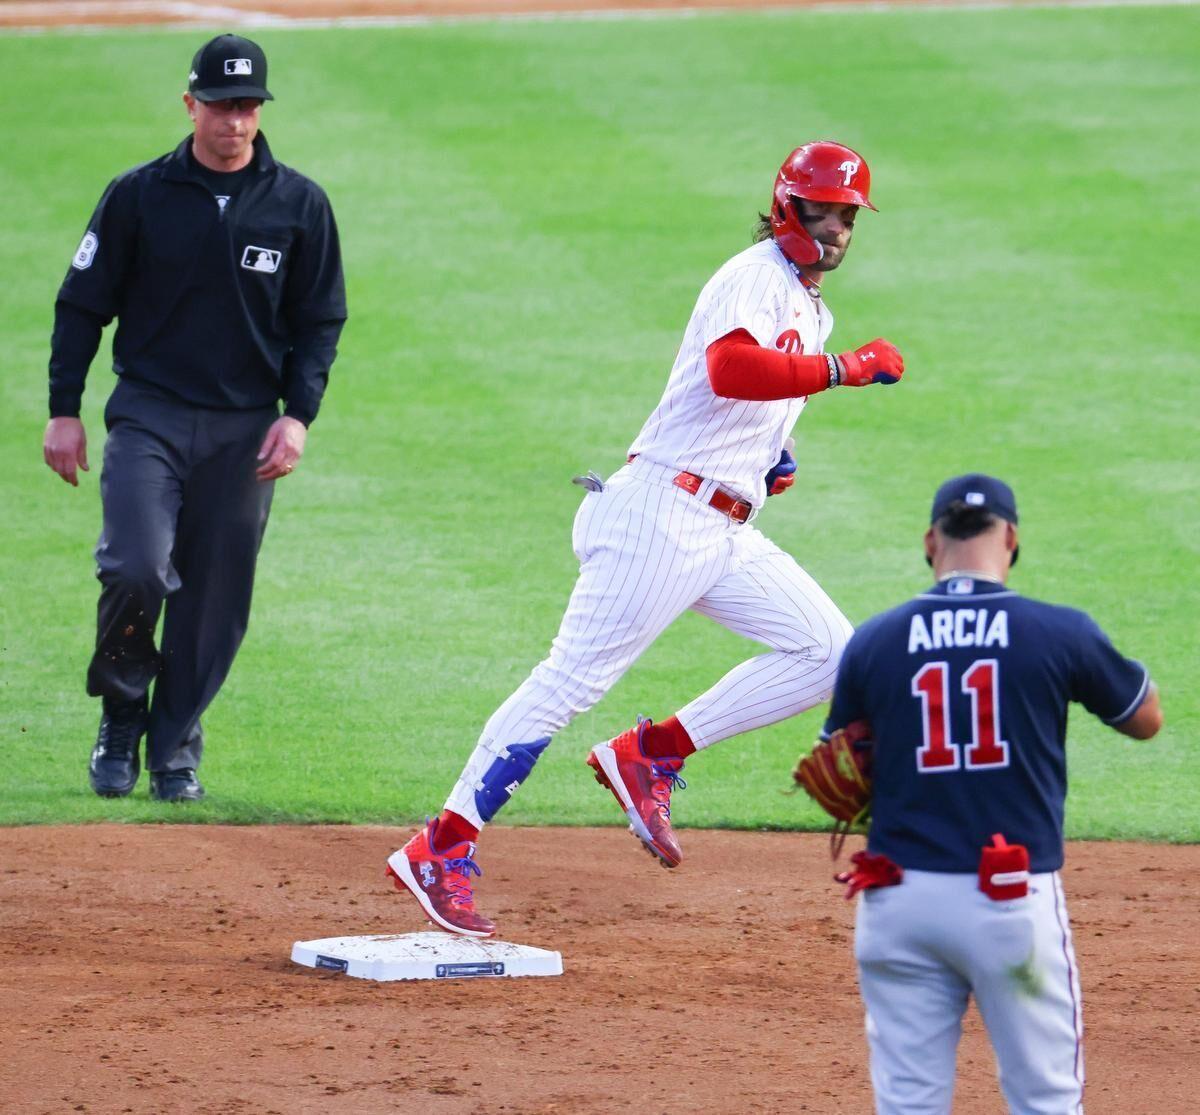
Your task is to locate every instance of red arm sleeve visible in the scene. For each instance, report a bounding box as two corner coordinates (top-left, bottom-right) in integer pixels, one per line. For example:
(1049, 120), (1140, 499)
(705, 329), (833, 401)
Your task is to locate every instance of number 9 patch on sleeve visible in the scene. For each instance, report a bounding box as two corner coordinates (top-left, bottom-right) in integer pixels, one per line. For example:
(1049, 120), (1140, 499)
(72, 231), (99, 270)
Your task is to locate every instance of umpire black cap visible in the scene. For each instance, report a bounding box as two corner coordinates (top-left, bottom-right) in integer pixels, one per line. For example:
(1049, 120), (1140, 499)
(931, 474), (1018, 525)
(188, 34), (274, 102)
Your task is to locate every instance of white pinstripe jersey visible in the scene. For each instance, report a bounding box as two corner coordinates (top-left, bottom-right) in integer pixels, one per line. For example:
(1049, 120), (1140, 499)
(628, 239), (834, 507)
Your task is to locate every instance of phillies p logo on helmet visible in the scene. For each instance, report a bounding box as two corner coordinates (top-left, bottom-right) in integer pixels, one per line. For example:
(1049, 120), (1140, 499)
(769, 141), (876, 267)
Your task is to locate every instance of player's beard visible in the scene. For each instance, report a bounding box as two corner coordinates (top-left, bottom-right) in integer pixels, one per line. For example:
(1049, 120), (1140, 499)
(813, 241), (848, 271)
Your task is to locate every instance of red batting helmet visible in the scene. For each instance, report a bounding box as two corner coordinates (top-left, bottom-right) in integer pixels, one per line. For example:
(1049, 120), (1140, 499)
(770, 141), (876, 267)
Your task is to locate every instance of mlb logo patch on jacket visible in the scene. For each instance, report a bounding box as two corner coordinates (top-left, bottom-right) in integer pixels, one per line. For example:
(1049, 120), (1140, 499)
(241, 246), (281, 273)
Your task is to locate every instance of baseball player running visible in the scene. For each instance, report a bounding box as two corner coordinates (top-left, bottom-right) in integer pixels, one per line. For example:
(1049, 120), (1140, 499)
(823, 474), (1162, 1114)
(389, 142), (906, 937)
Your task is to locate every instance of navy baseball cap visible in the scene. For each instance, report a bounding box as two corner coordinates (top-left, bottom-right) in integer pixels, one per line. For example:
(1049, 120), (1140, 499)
(930, 474), (1018, 525)
(188, 34), (273, 102)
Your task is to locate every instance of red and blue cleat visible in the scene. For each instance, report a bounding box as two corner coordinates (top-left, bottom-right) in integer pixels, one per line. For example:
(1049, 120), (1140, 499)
(587, 718), (687, 868)
(386, 820), (496, 938)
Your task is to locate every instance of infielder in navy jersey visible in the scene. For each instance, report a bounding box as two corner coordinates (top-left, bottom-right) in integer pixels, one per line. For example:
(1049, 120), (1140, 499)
(824, 474), (1161, 1115)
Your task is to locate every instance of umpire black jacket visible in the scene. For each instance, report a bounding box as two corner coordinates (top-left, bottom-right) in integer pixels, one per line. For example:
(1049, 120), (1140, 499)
(49, 133), (347, 425)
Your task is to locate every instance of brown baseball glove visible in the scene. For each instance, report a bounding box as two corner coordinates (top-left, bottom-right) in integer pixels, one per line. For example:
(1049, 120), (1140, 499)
(792, 720), (873, 855)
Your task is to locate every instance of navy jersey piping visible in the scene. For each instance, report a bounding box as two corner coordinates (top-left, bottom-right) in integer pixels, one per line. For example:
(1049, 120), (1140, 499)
(1103, 666), (1150, 725)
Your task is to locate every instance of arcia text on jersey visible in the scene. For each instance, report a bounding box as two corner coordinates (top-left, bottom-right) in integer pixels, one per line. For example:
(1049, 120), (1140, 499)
(908, 609), (1009, 654)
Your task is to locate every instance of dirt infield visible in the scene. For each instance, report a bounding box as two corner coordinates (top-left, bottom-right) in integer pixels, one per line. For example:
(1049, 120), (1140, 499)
(1, 825), (1197, 1113)
(0, 0), (1046, 32)
(0, 0), (832, 33)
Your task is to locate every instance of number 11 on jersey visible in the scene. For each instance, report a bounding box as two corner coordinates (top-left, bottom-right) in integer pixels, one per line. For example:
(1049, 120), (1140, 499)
(911, 659), (1011, 773)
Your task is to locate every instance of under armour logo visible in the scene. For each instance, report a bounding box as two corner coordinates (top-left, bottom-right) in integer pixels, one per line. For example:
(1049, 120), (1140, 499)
(838, 159), (859, 186)
(861, 350), (876, 361)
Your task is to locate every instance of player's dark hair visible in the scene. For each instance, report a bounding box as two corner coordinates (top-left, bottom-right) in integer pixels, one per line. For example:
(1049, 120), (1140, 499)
(935, 502), (998, 541)
(753, 212), (773, 243)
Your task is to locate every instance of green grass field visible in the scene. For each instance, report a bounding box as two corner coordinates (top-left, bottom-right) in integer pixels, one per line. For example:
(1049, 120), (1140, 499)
(0, 7), (1196, 837)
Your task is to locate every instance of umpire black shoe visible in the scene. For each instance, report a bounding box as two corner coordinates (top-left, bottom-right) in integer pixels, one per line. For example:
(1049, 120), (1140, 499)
(89, 697), (148, 798)
(149, 769), (205, 802)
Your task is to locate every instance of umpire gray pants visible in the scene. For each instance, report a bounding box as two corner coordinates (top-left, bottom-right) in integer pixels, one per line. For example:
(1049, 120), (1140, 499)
(86, 378), (276, 773)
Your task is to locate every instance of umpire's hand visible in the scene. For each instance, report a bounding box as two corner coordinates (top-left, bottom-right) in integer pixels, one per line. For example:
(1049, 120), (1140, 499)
(43, 417), (89, 486)
(256, 416), (307, 481)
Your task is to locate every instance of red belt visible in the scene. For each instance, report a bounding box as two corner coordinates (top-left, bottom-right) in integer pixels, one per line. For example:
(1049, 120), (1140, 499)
(672, 471), (752, 524)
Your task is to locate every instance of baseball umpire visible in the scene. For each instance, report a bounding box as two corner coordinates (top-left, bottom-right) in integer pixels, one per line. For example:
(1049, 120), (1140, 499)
(43, 34), (347, 801)
(813, 474), (1162, 1113)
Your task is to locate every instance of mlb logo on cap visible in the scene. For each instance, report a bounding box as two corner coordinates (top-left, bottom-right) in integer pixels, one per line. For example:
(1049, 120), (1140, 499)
(930, 474), (1018, 525)
(188, 34), (274, 102)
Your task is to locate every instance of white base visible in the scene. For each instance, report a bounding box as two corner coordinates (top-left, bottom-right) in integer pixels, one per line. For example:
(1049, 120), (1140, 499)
(290, 931), (563, 981)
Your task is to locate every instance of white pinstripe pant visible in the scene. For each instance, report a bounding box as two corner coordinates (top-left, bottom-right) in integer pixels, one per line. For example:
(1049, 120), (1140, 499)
(445, 456), (853, 828)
